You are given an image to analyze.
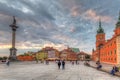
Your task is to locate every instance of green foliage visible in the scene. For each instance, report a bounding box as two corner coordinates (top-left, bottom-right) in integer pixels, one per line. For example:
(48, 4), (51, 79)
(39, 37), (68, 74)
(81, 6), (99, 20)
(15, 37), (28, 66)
(0, 57), (3, 60)
(24, 53), (30, 56)
(2, 56), (8, 60)
(19, 54), (25, 56)
(0, 56), (8, 60)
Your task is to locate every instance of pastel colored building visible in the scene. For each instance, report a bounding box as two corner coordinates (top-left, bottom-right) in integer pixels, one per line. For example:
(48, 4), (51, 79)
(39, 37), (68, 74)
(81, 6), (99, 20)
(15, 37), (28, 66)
(60, 47), (80, 60)
(77, 51), (89, 61)
(17, 55), (34, 61)
(17, 52), (35, 61)
(35, 51), (47, 60)
(92, 12), (120, 65)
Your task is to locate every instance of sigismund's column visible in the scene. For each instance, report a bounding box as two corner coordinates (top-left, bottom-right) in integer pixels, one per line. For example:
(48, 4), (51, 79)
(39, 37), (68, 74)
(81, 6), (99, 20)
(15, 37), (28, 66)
(9, 16), (18, 60)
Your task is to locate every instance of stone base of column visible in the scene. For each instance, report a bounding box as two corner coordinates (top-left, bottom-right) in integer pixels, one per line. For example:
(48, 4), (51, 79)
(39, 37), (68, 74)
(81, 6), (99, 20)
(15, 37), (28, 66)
(9, 48), (17, 61)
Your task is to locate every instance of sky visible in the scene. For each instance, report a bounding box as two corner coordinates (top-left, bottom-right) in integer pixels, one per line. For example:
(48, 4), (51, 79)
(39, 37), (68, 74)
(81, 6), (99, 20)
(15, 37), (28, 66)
(0, 0), (120, 56)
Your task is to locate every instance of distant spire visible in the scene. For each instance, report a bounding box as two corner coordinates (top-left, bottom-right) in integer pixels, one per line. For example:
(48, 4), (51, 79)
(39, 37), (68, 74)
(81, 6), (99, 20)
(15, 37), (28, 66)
(116, 11), (120, 28)
(99, 18), (101, 28)
(118, 11), (120, 21)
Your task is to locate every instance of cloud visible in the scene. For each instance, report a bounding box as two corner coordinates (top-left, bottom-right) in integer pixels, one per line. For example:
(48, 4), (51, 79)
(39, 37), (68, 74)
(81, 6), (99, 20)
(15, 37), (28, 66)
(0, 0), (119, 56)
(43, 43), (67, 51)
(70, 6), (79, 17)
(83, 9), (112, 23)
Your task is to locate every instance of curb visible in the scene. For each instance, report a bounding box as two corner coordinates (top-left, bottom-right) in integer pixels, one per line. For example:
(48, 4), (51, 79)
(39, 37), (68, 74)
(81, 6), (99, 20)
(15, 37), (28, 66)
(86, 65), (120, 77)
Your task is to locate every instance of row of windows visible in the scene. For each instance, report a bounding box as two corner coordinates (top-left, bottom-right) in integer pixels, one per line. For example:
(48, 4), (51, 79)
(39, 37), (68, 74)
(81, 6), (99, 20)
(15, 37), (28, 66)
(101, 50), (116, 56)
(103, 40), (116, 48)
(101, 58), (116, 61)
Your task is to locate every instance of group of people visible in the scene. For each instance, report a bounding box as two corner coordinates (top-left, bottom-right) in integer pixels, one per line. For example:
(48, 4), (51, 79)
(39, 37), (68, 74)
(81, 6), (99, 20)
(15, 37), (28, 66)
(84, 61), (90, 66)
(71, 60), (79, 65)
(96, 61), (120, 76)
(110, 65), (119, 75)
(57, 60), (65, 70)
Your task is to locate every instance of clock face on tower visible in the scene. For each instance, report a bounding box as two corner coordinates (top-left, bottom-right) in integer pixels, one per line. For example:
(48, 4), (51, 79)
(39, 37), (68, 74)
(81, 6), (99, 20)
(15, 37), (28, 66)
(100, 36), (103, 39)
(97, 36), (103, 41)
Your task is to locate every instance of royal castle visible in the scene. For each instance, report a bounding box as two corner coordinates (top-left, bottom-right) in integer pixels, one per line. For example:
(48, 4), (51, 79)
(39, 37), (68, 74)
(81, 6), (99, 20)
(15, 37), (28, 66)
(92, 12), (120, 65)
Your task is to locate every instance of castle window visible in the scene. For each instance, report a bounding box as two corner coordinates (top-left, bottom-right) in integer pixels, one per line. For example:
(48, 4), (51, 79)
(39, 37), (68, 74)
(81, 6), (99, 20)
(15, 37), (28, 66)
(114, 41), (116, 44)
(111, 51), (112, 55)
(114, 58), (116, 61)
(114, 50), (116, 54)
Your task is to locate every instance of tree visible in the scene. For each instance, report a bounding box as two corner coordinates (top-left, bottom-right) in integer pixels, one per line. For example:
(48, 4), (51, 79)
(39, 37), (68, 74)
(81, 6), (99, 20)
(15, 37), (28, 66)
(0, 57), (3, 60)
(3, 56), (8, 60)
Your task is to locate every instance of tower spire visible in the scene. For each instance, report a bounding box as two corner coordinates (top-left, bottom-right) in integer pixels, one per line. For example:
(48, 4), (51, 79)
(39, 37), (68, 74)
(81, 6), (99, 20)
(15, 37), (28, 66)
(119, 11), (120, 21)
(97, 18), (104, 34)
(99, 18), (101, 28)
(116, 11), (120, 28)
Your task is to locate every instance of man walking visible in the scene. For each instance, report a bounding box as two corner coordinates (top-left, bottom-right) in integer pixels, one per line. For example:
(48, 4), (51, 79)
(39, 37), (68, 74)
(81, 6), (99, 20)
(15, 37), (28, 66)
(62, 60), (65, 70)
(58, 60), (61, 69)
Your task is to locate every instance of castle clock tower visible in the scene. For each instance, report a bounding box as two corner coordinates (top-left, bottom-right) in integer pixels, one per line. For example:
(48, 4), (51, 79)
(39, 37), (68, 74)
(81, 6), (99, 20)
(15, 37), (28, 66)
(114, 12), (120, 36)
(96, 19), (105, 50)
(115, 12), (120, 64)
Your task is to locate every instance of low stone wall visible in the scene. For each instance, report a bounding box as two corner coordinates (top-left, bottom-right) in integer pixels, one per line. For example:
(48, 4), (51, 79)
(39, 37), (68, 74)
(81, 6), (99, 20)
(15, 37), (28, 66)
(87, 64), (120, 77)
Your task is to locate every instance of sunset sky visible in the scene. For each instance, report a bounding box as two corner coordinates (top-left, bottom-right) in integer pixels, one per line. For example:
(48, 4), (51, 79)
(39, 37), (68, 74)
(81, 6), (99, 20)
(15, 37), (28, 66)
(0, 0), (120, 56)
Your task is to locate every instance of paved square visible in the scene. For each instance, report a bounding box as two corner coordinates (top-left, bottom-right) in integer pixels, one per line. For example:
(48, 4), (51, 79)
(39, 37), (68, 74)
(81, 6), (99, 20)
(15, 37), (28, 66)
(0, 61), (120, 80)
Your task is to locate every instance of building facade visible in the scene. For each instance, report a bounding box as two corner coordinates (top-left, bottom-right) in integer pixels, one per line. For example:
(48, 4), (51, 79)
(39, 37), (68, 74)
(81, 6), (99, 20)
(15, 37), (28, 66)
(60, 47), (77, 60)
(92, 12), (120, 65)
(77, 51), (90, 61)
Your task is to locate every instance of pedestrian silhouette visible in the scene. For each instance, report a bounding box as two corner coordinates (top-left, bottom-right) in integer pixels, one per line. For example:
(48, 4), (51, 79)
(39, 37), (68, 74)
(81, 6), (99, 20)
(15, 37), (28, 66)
(62, 60), (65, 70)
(58, 60), (61, 69)
(76, 60), (78, 65)
(6, 59), (10, 66)
(72, 61), (74, 65)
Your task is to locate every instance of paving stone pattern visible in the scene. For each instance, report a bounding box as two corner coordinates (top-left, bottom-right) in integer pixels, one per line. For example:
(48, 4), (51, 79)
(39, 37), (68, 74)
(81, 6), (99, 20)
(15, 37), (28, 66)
(0, 61), (119, 80)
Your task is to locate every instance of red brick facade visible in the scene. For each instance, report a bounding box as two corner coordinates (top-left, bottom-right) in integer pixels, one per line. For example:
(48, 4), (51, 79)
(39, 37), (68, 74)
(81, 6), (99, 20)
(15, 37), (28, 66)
(92, 13), (120, 65)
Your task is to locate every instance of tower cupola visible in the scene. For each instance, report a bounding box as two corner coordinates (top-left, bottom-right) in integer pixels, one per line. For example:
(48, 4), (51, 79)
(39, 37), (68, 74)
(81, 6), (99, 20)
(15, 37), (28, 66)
(116, 11), (120, 28)
(97, 19), (104, 34)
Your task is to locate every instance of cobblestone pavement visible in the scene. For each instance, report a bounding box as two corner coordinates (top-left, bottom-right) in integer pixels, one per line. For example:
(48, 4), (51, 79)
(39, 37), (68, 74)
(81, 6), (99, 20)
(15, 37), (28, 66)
(0, 61), (120, 80)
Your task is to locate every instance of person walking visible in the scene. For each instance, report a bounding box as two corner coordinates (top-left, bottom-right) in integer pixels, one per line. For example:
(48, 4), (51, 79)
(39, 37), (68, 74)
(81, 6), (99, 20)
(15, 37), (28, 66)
(58, 60), (61, 69)
(72, 61), (74, 65)
(76, 60), (78, 65)
(62, 60), (65, 70)
(6, 59), (10, 66)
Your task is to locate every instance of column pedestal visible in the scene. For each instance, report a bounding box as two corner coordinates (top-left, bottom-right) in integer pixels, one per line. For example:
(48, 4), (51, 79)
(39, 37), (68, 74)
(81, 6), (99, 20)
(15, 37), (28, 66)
(9, 48), (17, 61)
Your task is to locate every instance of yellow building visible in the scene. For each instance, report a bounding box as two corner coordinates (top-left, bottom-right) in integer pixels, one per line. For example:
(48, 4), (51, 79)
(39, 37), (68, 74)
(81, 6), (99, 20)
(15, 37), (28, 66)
(36, 51), (47, 60)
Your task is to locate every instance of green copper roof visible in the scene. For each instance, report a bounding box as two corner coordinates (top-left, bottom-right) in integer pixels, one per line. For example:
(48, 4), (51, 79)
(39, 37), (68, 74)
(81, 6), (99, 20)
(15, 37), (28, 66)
(71, 48), (80, 53)
(116, 11), (120, 28)
(97, 19), (104, 34)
